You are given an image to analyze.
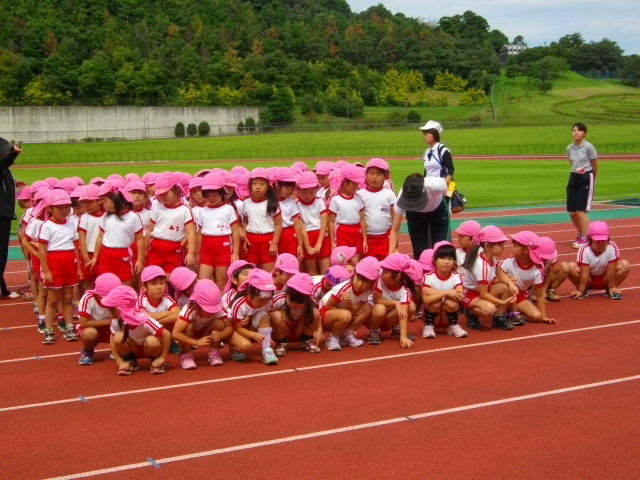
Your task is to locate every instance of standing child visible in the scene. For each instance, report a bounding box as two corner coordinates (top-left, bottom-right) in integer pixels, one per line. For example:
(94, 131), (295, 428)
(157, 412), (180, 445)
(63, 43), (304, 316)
(328, 164), (367, 261)
(38, 190), (82, 344)
(454, 220), (481, 280)
(461, 226), (518, 331)
(169, 266), (198, 309)
(77, 273), (122, 365)
(105, 285), (171, 375)
(274, 168), (305, 259)
(242, 168), (282, 271)
(188, 177), (207, 220)
(319, 256), (379, 351)
(22, 197), (48, 331)
(358, 158), (397, 260)
(569, 221), (630, 299)
(537, 236), (570, 302)
(296, 171), (331, 275)
(367, 253), (416, 348)
(78, 185), (105, 291)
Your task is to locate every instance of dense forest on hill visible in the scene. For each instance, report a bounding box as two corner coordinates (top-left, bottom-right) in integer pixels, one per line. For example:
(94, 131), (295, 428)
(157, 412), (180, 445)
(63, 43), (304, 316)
(0, 0), (637, 123)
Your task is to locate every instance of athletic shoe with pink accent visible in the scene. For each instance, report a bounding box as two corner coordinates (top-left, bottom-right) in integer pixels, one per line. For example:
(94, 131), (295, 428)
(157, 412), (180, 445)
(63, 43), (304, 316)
(326, 335), (341, 351)
(180, 353), (197, 370)
(208, 349), (223, 366)
(339, 330), (364, 347)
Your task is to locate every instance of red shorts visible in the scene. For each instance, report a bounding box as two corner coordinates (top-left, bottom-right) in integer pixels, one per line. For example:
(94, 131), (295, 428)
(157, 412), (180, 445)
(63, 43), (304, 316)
(99, 247), (134, 282)
(336, 224), (363, 254)
(147, 238), (182, 274)
(462, 290), (480, 310)
(278, 226), (298, 256)
(81, 252), (98, 282)
(245, 232), (274, 266)
(130, 241), (139, 265)
(43, 251), (79, 288)
(365, 232), (390, 261)
(30, 255), (41, 278)
(77, 324), (111, 345)
(516, 290), (528, 304)
(319, 305), (329, 329)
(590, 274), (606, 289)
(200, 235), (232, 268)
(304, 230), (331, 260)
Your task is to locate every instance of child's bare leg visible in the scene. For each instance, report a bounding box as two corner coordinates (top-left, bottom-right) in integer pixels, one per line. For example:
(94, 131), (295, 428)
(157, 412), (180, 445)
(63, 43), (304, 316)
(45, 289), (60, 330)
(144, 336), (162, 359)
(614, 260), (630, 288)
(229, 331), (252, 355)
(567, 263), (583, 287)
(490, 283), (510, 314)
(469, 299), (497, 319)
(213, 266), (227, 292)
(318, 257), (331, 274)
(368, 304), (387, 330)
(323, 310), (351, 337)
(550, 263), (570, 290)
(81, 327), (99, 351)
(305, 259), (318, 276)
(348, 303), (371, 331)
(198, 264), (214, 280)
(517, 300), (542, 323)
(62, 288), (74, 325)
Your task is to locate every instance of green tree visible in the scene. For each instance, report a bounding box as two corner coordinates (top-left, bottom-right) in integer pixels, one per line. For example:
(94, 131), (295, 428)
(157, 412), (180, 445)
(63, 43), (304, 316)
(525, 56), (568, 82)
(573, 38), (624, 72)
(198, 121), (210, 136)
(186, 123), (197, 136)
(175, 122), (185, 137)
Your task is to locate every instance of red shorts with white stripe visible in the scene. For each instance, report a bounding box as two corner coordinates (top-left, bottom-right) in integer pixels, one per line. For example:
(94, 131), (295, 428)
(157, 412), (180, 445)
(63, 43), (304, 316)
(200, 235), (232, 268)
(81, 252), (98, 282)
(336, 224), (363, 254)
(516, 290), (529, 304)
(147, 238), (182, 274)
(245, 232), (274, 266)
(364, 233), (390, 261)
(99, 247), (133, 282)
(462, 289), (480, 310)
(590, 274), (606, 289)
(76, 324), (111, 345)
(277, 226), (298, 256)
(44, 251), (79, 288)
(304, 230), (331, 260)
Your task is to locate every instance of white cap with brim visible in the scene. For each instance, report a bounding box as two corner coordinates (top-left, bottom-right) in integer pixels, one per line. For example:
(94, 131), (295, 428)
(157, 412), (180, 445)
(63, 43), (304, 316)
(418, 120), (443, 133)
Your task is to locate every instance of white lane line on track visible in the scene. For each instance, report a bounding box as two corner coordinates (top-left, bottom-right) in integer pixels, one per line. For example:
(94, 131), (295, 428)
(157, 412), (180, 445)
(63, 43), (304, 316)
(3, 319), (639, 413)
(48, 374), (640, 480)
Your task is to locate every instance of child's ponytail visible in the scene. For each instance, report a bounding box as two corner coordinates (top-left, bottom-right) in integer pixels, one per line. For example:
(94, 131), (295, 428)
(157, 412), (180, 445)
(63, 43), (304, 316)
(265, 186), (279, 217)
(118, 318), (129, 343)
(461, 244), (482, 272)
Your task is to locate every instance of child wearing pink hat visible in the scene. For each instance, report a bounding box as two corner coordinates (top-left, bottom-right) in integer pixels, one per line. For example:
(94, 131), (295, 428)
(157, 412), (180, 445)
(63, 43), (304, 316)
(105, 285), (171, 375)
(78, 185), (106, 290)
(330, 246), (357, 273)
(311, 265), (351, 303)
(269, 272), (322, 355)
(328, 164), (367, 261)
(568, 221), (630, 300)
(88, 183), (144, 285)
(460, 226), (517, 331)
(124, 180), (151, 232)
(536, 237), (570, 303)
(77, 273), (122, 365)
(498, 231), (555, 325)
(169, 266), (198, 309)
(455, 220), (481, 280)
(273, 168), (305, 259)
(314, 162), (332, 200)
(272, 253), (300, 294)
(318, 256), (379, 351)
(22, 193), (49, 331)
(221, 260), (255, 316)
(138, 266), (181, 354)
(242, 169), (282, 271)
(197, 172), (242, 290)
(296, 171), (331, 275)
(227, 269), (279, 365)
(145, 172), (197, 275)
(367, 253), (416, 348)
(188, 176), (207, 215)
(358, 158), (397, 261)
(172, 279), (229, 369)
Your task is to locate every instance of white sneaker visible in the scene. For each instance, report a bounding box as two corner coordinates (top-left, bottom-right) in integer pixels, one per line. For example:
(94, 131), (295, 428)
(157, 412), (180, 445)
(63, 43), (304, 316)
(326, 335), (342, 351)
(447, 324), (468, 338)
(3, 292), (19, 299)
(422, 324), (436, 338)
(339, 330), (364, 347)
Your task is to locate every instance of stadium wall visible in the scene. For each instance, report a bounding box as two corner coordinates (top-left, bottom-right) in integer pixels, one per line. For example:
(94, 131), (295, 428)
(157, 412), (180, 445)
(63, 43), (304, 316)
(0, 106), (262, 143)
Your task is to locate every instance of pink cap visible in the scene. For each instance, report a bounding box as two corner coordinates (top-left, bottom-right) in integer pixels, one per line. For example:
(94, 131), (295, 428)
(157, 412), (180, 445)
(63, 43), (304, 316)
(335, 160), (348, 168)
(296, 171), (319, 189)
(355, 256), (381, 281)
(455, 220), (481, 238)
(34, 187), (50, 202)
(17, 187), (31, 200)
(366, 158), (389, 172)
(511, 231), (542, 265)
(538, 237), (557, 261)
(47, 189), (71, 206)
(79, 184), (100, 201)
(124, 180), (147, 193)
(72, 176), (84, 185)
(286, 272), (314, 295)
(219, 170), (236, 188)
(292, 161), (308, 172)
(274, 253), (300, 274)
(189, 279), (222, 315)
(106, 174), (124, 182)
(70, 187), (83, 199)
(98, 182), (133, 203)
(380, 253), (411, 272)
(124, 173), (140, 184)
(88, 273), (122, 298)
(418, 249), (434, 272)
(478, 226), (508, 244)
(155, 172), (182, 195)
(230, 166), (249, 176)
(235, 173), (250, 198)
(44, 177), (60, 187)
(331, 246), (356, 266)
(102, 285), (148, 326)
(169, 267), (197, 292)
(32, 198), (48, 218)
(188, 177), (204, 191)
(315, 163), (333, 175)
(238, 269), (277, 292)
(588, 221), (610, 241)
(224, 260), (256, 293)
(342, 164), (365, 183)
(141, 173), (152, 183)
(57, 178), (79, 193)
(274, 167), (296, 183)
(202, 172), (225, 191)
(144, 173), (158, 186)
(195, 169), (211, 178)
(325, 265), (351, 286)
(290, 165), (303, 177)
(89, 177), (105, 185)
(433, 240), (455, 252)
(249, 168), (270, 181)
(177, 172), (192, 189)
(30, 181), (49, 192)
(408, 260), (424, 284)
(140, 265), (166, 283)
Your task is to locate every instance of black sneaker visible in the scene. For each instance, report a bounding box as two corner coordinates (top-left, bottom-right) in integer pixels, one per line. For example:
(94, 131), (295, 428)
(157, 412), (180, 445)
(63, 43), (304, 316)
(37, 320), (46, 334)
(464, 310), (482, 330)
(64, 327), (78, 342)
(42, 329), (55, 345)
(582, 289), (589, 298)
(509, 312), (526, 326)
(169, 340), (182, 355)
(492, 314), (513, 330)
(57, 320), (67, 332)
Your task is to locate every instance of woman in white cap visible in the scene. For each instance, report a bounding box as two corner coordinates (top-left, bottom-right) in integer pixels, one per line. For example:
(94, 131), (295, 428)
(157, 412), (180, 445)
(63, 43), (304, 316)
(418, 120), (454, 184)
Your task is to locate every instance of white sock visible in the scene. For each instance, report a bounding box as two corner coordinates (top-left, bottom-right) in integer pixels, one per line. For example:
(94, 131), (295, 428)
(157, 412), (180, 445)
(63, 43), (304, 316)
(258, 327), (272, 351)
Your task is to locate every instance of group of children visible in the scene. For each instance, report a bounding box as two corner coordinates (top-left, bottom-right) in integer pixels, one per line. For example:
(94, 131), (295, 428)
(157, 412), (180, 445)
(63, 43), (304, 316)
(15, 159), (630, 374)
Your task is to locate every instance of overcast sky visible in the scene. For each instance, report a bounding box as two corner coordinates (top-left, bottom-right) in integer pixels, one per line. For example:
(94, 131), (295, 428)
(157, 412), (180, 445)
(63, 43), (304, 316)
(347, 0), (640, 55)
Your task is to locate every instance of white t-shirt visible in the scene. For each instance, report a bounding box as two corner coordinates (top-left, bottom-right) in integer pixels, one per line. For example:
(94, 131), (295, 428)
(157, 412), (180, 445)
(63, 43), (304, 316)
(228, 295), (272, 329)
(178, 303), (224, 331)
(150, 203), (193, 242)
(456, 247), (469, 279)
(317, 187), (329, 200)
(38, 219), (77, 251)
(78, 211), (105, 253)
(20, 207), (33, 226)
(462, 250), (497, 292)
(423, 271), (463, 291)
(319, 280), (370, 309)
(78, 292), (111, 322)
(68, 213), (80, 232)
(196, 204), (239, 236)
(100, 212), (143, 249)
(279, 197), (300, 228)
(243, 198), (281, 234)
(328, 193), (364, 225)
(134, 208), (152, 234)
(24, 217), (43, 243)
(312, 276), (331, 302)
(499, 257), (544, 292)
(271, 292), (309, 321)
(577, 242), (620, 276)
(393, 178), (448, 215)
(357, 187), (396, 235)
(110, 316), (164, 345)
(297, 197), (327, 232)
(234, 199), (244, 219)
(175, 292), (189, 310)
(138, 293), (178, 313)
(372, 278), (411, 305)
(221, 289), (237, 315)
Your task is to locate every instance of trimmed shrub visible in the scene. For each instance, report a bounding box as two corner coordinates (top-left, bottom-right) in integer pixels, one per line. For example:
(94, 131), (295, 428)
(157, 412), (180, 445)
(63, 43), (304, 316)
(459, 88), (486, 106)
(198, 121), (210, 136)
(433, 71), (468, 92)
(406, 109), (421, 123)
(186, 123), (197, 136)
(175, 122), (185, 137)
(245, 117), (256, 133)
(237, 120), (245, 133)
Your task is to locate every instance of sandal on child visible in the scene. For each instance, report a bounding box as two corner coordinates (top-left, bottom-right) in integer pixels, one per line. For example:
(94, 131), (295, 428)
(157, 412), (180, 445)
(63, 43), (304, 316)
(546, 289), (560, 302)
(611, 292), (622, 300)
(150, 363), (166, 375)
(117, 363), (134, 376)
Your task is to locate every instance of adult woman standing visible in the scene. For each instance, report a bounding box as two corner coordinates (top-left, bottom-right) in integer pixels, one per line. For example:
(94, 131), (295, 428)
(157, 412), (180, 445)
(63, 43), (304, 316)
(419, 120), (454, 184)
(0, 138), (22, 299)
